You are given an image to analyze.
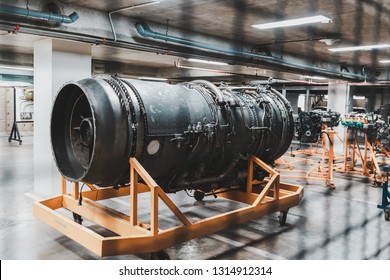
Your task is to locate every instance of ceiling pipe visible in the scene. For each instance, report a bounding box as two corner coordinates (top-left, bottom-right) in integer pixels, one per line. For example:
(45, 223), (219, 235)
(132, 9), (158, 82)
(174, 61), (234, 75)
(109, 1), (160, 41)
(136, 22), (368, 81)
(0, 3), (79, 24)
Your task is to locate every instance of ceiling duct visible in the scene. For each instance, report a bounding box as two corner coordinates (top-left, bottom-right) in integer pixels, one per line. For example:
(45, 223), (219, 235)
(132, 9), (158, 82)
(136, 22), (367, 81)
(0, 3), (79, 24)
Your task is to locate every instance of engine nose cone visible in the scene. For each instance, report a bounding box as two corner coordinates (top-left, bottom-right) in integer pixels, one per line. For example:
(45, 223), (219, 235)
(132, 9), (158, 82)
(79, 118), (94, 146)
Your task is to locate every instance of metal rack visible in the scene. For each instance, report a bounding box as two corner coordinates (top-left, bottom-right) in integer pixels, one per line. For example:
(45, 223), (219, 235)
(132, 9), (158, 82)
(33, 156), (303, 258)
(8, 87), (33, 145)
(276, 128), (343, 189)
(338, 128), (388, 186)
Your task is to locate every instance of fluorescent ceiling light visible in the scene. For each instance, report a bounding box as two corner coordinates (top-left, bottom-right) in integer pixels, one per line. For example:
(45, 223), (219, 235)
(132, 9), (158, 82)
(0, 81), (33, 87)
(252, 15), (331, 30)
(138, 77), (168, 81)
(379, 60), (390, 63)
(0, 65), (33, 72)
(188, 58), (228, 66)
(303, 75), (327, 80)
(329, 44), (390, 52)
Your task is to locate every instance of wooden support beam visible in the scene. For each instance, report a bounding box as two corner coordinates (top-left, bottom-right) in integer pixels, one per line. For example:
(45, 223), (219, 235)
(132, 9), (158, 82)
(34, 156), (303, 257)
(247, 158), (254, 193)
(158, 188), (192, 226)
(253, 174), (277, 206)
(130, 166), (138, 226)
(61, 177), (67, 195)
(130, 158), (159, 188)
(150, 187), (159, 236)
(63, 195), (149, 236)
(73, 182), (79, 200)
(33, 201), (104, 256)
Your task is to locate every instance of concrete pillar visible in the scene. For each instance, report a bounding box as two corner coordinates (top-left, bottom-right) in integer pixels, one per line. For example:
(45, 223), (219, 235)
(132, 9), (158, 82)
(327, 82), (352, 152)
(0, 88), (6, 133)
(366, 94), (376, 112)
(34, 39), (91, 197)
(327, 83), (352, 115)
(305, 88), (310, 112)
(286, 92), (300, 114)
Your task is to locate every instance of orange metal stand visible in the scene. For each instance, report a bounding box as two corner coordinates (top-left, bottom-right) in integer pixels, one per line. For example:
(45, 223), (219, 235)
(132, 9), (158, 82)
(277, 128), (341, 189)
(338, 128), (386, 184)
(289, 141), (321, 157)
(33, 156), (303, 257)
(288, 124), (344, 160)
(374, 141), (390, 163)
(307, 129), (337, 189)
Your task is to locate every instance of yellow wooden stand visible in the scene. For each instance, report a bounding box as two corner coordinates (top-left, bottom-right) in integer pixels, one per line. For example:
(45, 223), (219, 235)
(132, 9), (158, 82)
(277, 128), (341, 189)
(33, 156), (303, 257)
(289, 141), (321, 157)
(288, 124), (344, 160)
(275, 155), (314, 170)
(306, 129), (337, 189)
(339, 128), (388, 184)
(374, 140), (390, 164)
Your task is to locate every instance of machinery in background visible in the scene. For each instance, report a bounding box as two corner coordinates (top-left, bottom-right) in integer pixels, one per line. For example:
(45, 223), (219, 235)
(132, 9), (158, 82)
(277, 109), (342, 189)
(295, 111), (322, 144)
(339, 112), (390, 185)
(8, 87), (34, 145)
(293, 109), (341, 159)
(377, 104), (390, 152)
(34, 77), (303, 258)
(376, 125), (390, 152)
(379, 104), (390, 123)
(19, 88), (34, 120)
(295, 109), (340, 144)
(321, 110), (341, 128)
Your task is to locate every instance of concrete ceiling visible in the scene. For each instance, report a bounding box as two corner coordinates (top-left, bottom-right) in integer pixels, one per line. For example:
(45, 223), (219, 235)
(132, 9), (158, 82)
(1, 0), (390, 83)
(57, 0), (390, 66)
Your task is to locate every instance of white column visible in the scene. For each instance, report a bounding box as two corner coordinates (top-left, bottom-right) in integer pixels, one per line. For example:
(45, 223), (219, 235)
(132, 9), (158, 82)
(34, 38), (91, 197)
(286, 92), (299, 114)
(305, 88), (310, 112)
(327, 82), (352, 153)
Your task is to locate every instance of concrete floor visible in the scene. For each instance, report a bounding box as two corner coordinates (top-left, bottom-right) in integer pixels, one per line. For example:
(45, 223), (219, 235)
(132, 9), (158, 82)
(0, 134), (389, 260)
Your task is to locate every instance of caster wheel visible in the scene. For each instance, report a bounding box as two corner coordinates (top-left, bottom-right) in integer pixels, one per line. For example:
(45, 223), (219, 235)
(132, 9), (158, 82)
(278, 210), (288, 226)
(385, 211), (390, 221)
(72, 213), (83, 225)
(19, 141), (22, 145)
(194, 190), (205, 201)
(150, 250), (170, 260)
(326, 182), (336, 189)
(8, 138), (11, 143)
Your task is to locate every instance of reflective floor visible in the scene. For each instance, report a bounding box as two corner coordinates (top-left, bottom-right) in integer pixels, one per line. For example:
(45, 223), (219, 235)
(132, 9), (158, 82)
(0, 134), (389, 260)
